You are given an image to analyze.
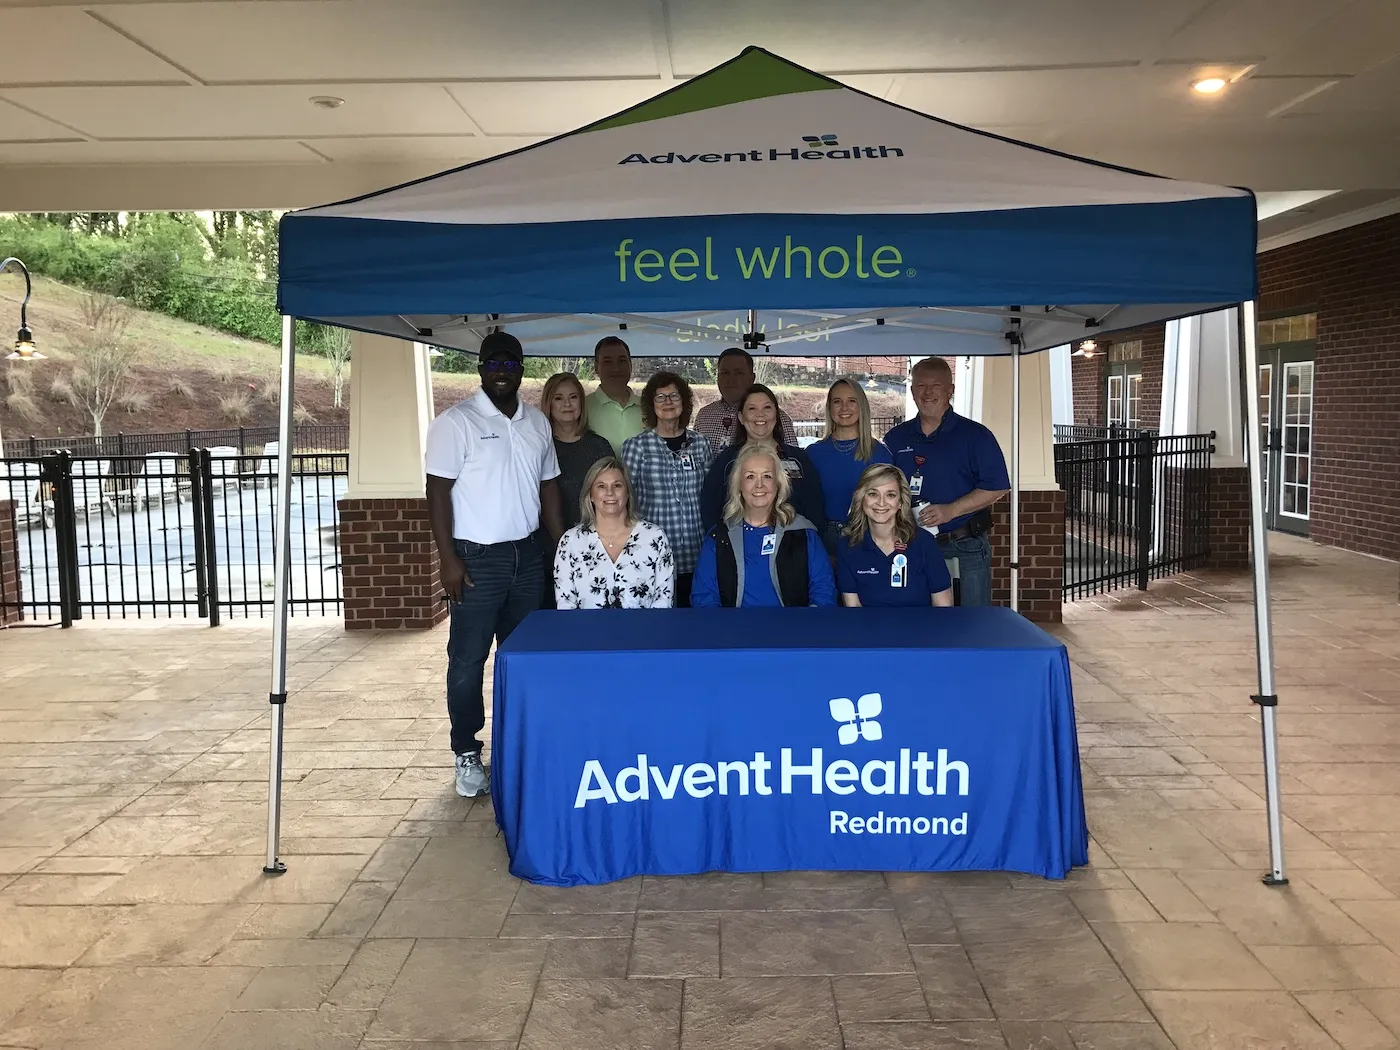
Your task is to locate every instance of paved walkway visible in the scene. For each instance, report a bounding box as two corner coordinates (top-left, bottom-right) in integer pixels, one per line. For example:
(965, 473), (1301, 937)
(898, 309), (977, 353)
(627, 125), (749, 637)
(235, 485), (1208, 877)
(1, 534), (1398, 1050)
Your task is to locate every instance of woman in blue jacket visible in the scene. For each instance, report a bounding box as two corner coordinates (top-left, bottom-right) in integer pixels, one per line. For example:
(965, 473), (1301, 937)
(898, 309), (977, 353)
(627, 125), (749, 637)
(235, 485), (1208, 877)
(699, 384), (824, 532)
(692, 442), (836, 608)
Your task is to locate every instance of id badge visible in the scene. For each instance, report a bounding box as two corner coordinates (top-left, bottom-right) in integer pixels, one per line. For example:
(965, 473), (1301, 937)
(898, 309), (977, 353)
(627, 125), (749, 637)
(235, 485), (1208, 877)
(760, 533), (777, 556)
(909, 474), (923, 496)
(679, 452), (694, 471)
(780, 458), (802, 479)
(891, 553), (908, 588)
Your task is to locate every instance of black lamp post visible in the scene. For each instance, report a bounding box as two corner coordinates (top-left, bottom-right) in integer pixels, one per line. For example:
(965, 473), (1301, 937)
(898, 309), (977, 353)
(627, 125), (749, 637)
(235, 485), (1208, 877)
(1, 257), (44, 360)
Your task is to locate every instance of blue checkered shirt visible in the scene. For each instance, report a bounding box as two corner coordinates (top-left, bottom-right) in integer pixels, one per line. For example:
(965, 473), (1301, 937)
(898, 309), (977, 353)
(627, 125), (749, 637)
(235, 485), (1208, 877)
(621, 429), (714, 574)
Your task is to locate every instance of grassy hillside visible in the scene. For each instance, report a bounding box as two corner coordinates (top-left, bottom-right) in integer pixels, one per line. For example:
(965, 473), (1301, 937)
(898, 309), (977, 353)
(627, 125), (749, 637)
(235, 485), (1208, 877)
(1, 272), (902, 444)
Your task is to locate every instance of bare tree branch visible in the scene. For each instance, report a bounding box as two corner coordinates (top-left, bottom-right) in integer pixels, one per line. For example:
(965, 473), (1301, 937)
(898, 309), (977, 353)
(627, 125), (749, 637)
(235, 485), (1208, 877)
(69, 293), (139, 438)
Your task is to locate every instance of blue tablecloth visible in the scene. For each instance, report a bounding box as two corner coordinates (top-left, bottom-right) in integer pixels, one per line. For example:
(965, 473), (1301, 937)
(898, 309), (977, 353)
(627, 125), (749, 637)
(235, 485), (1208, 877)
(491, 607), (1088, 886)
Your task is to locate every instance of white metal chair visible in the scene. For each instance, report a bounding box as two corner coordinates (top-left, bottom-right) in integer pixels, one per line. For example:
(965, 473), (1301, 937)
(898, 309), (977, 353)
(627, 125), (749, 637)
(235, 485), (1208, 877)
(206, 446), (242, 490)
(71, 459), (115, 517)
(136, 452), (188, 508)
(2, 463), (53, 528)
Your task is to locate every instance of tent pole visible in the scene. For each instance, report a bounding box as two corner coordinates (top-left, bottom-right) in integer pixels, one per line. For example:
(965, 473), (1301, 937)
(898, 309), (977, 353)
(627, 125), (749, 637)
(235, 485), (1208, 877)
(263, 315), (297, 876)
(1009, 336), (1021, 613)
(1237, 300), (1287, 886)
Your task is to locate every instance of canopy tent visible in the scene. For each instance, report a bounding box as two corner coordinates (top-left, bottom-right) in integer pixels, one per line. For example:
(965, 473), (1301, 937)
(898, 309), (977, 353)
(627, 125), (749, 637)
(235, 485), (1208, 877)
(268, 47), (1284, 884)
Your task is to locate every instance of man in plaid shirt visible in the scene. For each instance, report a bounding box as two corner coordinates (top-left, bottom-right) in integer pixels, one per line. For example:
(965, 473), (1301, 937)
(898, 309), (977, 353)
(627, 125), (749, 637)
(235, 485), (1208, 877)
(694, 348), (798, 454)
(622, 372), (714, 607)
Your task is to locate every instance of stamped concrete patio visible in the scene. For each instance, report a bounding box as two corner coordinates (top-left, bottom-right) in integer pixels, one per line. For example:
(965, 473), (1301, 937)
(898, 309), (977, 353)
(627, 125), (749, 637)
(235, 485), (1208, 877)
(1, 533), (1398, 1050)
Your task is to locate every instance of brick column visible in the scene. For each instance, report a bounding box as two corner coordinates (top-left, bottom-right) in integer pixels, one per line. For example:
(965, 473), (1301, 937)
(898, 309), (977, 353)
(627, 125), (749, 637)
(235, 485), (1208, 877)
(987, 490), (1065, 623)
(338, 497), (446, 630)
(0, 499), (20, 625)
(1206, 466), (1251, 569)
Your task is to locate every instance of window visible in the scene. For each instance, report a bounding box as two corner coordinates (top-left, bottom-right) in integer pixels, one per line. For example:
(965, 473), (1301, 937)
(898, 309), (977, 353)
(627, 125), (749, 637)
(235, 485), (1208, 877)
(1258, 313), (1317, 346)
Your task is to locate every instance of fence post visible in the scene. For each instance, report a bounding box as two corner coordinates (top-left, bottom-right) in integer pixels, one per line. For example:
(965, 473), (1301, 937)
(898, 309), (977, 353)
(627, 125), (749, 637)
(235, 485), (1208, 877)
(188, 449), (210, 621)
(28, 436), (37, 457)
(198, 449), (222, 627)
(45, 452), (81, 626)
(239, 427), (246, 454)
(1135, 434), (1154, 591)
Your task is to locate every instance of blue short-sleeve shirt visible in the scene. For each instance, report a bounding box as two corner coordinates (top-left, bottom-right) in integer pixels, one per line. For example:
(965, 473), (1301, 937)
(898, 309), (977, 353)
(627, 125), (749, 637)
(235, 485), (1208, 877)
(883, 411), (1010, 530)
(836, 529), (952, 607)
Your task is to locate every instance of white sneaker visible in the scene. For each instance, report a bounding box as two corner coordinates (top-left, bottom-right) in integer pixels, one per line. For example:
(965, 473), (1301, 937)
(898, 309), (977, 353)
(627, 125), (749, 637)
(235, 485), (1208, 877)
(454, 752), (489, 798)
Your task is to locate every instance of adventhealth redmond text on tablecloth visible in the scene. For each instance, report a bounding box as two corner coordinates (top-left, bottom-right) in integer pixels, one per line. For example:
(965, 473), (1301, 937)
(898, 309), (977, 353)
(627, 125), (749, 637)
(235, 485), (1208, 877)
(492, 608), (1087, 887)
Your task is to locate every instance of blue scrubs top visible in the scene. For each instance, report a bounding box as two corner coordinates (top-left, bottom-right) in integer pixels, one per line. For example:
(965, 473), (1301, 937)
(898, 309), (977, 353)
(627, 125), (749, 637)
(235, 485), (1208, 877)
(805, 437), (894, 525)
(883, 411), (1010, 531)
(836, 529), (951, 607)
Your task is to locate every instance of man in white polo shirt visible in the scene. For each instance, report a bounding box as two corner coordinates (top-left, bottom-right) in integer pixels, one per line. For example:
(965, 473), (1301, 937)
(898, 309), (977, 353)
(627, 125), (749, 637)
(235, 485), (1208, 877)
(425, 331), (563, 797)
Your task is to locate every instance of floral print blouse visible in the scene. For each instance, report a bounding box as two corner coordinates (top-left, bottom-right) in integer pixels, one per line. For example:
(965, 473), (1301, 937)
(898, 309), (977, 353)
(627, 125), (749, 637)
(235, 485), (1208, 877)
(552, 520), (675, 609)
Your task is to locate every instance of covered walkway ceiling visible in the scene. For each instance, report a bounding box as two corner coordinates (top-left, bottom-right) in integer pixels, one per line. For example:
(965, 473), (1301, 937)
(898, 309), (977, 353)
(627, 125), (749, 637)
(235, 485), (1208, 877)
(1, 0), (1399, 235)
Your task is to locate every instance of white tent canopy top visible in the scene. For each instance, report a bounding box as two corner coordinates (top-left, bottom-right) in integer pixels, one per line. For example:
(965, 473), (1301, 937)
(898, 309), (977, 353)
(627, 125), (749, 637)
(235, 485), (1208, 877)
(278, 47), (1257, 358)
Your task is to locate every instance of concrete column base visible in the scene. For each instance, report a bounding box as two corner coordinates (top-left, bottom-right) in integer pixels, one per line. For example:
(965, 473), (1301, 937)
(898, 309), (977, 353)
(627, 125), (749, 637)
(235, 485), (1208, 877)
(988, 490), (1065, 623)
(1, 500), (20, 624)
(338, 497), (447, 630)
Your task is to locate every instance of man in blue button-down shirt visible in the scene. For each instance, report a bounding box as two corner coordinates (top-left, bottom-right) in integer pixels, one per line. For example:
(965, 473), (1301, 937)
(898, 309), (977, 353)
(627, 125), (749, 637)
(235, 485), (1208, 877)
(883, 357), (1010, 607)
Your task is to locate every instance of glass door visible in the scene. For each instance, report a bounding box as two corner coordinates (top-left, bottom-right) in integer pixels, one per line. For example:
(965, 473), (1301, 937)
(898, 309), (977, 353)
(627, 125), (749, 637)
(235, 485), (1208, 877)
(1256, 313), (1316, 536)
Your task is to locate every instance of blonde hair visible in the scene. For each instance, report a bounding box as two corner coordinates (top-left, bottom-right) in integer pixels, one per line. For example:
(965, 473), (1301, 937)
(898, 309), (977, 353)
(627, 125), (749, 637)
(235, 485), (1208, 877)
(541, 372), (588, 438)
(843, 463), (917, 548)
(577, 457), (636, 528)
(723, 442), (795, 527)
(821, 377), (875, 461)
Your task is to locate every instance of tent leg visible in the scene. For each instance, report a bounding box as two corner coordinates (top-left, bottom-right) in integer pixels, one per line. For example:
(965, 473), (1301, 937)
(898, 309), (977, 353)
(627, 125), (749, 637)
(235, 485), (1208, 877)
(1009, 340), (1021, 613)
(264, 315), (297, 876)
(1237, 301), (1287, 887)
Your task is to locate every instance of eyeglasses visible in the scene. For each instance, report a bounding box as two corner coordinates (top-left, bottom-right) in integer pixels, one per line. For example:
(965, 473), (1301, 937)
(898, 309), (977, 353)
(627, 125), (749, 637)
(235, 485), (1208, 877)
(654, 392), (683, 404)
(482, 358), (523, 374)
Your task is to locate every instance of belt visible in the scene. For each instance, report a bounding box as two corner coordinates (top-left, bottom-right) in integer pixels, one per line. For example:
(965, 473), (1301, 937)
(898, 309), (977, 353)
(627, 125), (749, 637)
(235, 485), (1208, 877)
(935, 524), (977, 545)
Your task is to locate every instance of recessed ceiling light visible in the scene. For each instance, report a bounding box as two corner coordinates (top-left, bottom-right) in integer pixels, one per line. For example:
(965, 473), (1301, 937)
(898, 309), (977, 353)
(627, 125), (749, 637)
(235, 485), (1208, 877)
(309, 95), (345, 109)
(1192, 77), (1227, 95)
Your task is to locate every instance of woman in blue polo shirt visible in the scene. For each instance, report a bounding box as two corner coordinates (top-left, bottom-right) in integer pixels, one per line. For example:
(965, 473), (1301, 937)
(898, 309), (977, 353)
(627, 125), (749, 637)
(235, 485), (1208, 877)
(837, 463), (953, 608)
(692, 443), (836, 608)
(805, 377), (893, 557)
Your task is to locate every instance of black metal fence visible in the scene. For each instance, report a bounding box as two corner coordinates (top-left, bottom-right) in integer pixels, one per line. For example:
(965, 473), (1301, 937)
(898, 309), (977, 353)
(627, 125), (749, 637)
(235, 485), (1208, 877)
(1, 449), (347, 625)
(2, 424), (349, 460)
(1055, 430), (1215, 600)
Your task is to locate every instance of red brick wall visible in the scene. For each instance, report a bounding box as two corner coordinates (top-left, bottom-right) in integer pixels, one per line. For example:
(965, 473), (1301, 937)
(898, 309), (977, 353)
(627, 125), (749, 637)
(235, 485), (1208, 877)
(0, 499), (19, 625)
(1207, 467), (1252, 570)
(1258, 213), (1400, 562)
(338, 498), (447, 630)
(1072, 354), (1104, 425)
(988, 489), (1064, 623)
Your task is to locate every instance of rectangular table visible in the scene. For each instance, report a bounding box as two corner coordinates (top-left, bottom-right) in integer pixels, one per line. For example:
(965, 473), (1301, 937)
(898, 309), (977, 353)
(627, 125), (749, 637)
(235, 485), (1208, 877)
(492, 607), (1087, 886)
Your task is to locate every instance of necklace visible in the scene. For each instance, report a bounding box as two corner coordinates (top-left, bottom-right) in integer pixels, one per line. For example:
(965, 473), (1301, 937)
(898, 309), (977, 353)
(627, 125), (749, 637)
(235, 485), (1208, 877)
(597, 525), (630, 552)
(834, 437), (858, 453)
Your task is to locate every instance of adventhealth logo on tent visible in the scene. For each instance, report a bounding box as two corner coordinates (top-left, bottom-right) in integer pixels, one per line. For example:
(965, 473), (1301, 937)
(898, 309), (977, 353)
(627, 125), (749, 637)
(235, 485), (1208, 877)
(573, 691), (970, 817)
(617, 132), (903, 167)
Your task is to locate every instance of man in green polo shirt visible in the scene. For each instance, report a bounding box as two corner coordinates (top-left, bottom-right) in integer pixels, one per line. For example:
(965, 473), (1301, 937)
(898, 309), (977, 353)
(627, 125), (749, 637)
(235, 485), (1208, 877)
(585, 335), (644, 454)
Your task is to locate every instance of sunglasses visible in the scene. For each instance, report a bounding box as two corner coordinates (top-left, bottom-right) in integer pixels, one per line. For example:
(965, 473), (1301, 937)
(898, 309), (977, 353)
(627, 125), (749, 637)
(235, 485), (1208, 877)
(482, 358), (523, 374)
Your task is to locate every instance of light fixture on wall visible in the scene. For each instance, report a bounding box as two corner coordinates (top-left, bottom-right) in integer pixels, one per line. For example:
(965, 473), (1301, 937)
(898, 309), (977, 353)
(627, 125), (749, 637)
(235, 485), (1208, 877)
(309, 95), (345, 109)
(2, 257), (45, 361)
(1072, 339), (1098, 358)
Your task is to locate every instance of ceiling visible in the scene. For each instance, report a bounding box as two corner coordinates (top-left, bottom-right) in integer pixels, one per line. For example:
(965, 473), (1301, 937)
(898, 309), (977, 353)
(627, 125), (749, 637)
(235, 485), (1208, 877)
(1, 0), (1399, 240)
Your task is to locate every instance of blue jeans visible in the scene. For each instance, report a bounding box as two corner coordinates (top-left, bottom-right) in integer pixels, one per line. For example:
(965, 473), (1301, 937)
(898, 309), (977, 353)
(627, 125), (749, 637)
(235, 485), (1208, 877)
(943, 533), (992, 607)
(446, 537), (542, 756)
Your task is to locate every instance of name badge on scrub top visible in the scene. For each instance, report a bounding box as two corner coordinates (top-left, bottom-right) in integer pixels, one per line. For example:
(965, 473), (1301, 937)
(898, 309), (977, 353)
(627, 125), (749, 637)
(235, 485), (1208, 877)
(909, 474), (923, 496)
(678, 451), (694, 471)
(891, 553), (908, 588)
(760, 533), (777, 556)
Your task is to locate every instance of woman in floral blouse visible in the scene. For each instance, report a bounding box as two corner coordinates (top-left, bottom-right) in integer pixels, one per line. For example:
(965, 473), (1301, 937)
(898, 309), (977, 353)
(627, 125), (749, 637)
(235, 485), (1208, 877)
(553, 457), (675, 609)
